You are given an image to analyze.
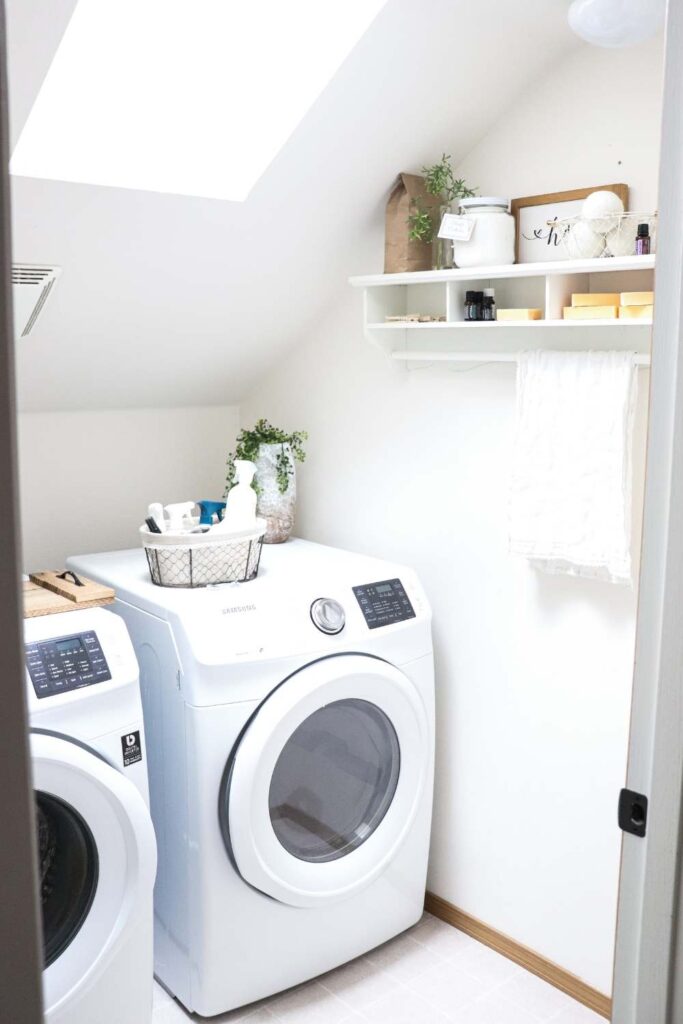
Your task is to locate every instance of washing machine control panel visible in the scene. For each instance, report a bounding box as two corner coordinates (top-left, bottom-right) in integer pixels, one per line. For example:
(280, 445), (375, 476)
(25, 631), (112, 699)
(353, 578), (416, 630)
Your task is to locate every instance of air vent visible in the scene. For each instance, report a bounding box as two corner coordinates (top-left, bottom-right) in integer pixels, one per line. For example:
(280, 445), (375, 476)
(12, 263), (61, 337)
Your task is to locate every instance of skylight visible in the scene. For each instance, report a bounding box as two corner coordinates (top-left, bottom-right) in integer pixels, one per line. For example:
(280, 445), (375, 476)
(10, 0), (387, 201)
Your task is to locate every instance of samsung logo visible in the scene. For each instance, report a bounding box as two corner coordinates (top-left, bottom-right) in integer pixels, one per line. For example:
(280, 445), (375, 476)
(222, 604), (256, 615)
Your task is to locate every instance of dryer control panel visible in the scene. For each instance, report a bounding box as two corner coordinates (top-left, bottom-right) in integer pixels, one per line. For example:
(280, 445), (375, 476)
(25, 631), (112, 699)
(353, 578), (416, 630)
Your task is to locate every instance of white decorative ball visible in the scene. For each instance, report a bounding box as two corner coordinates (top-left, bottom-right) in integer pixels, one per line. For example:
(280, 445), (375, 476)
(566, 220), (605, 259)
(581, 190), (624, 232)
(606, 222), (637, 257)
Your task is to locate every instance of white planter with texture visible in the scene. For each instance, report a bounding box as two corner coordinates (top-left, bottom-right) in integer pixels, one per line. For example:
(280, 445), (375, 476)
(255, 443), (296, 544)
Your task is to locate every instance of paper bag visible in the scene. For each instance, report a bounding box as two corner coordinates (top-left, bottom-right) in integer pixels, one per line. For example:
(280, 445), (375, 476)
(384, 173), (442, 274)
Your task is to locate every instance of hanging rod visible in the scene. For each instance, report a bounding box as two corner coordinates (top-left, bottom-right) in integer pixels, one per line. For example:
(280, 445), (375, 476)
(390, 350), (651, 367)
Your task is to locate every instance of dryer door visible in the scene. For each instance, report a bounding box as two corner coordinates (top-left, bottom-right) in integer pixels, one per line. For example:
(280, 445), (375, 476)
(220, 654), (430, 907)
(31, 732), (156, 1015)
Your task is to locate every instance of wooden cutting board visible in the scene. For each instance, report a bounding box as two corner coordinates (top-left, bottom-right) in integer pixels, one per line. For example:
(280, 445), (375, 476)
(24, 571), (115, 618)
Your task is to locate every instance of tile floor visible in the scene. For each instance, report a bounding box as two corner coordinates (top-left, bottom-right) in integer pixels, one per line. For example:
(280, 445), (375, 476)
(151, 913), (605, 1024)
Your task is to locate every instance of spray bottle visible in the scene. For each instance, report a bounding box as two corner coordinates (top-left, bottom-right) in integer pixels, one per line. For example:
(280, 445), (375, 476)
(164, 502), (196, 532)
(196, 500), (226, 526)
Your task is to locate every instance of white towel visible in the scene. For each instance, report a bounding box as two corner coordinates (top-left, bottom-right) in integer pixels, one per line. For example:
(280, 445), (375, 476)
(509, 350), (638, 585)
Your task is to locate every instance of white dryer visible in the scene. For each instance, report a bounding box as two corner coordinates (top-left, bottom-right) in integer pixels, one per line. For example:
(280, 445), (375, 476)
(68, 541), (434, 1017)
(24, 607), (157, 1024)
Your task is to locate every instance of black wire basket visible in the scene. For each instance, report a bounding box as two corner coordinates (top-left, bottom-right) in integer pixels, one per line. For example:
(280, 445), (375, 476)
(140, 526), (264, 588)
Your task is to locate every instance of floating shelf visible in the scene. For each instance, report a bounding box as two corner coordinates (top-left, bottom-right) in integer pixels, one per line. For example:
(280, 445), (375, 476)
(349, 255), (655, 367)
(349, 254), (656, 288)
(391, 350), (651, 366)
(367, 318), (652, 330)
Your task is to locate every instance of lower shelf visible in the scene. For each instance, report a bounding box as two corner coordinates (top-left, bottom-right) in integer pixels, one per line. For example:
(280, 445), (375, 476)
(368, 319), (652, 329)
(392, 350), (651, 366)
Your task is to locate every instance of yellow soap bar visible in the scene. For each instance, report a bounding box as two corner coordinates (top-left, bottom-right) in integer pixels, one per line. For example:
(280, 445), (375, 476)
(620, 291), (654, 306)
(563, 305), (619, 320)
(496, 308), (542, 321)
(619, 304), (654, 319)
(571, 292), (620, 307)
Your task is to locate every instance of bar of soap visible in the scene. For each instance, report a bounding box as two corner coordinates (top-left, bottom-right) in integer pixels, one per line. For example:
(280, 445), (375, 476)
(620, 291), (654, 306)
(563, 305), (618, 319)
(571, 292), (620, 307)
(496, 308), (542, 321)
(619, 304), (654, 319)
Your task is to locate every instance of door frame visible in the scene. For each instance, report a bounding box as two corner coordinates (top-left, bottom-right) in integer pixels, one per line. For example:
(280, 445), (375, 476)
(0, 2), (44, 1020)
(612, 3), (683, 1021)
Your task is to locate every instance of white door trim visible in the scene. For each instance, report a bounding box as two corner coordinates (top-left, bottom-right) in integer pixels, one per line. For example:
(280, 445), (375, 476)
(612, 4), (683, 1021)
(0, 2), (44, 1019)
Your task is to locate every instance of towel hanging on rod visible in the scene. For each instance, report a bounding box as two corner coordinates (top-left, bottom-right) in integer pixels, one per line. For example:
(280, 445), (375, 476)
(508, 349), (639, 585)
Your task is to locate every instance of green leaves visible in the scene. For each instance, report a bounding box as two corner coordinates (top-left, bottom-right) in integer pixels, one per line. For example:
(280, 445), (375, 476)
(408, 205), (436, 243)
(225, 419), (308, 496)
(406, 156), (477, 242)
(422, 154), (477, 204)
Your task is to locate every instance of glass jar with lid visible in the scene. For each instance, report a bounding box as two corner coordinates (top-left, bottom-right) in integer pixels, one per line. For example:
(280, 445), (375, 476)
(452, 197), (516, 268)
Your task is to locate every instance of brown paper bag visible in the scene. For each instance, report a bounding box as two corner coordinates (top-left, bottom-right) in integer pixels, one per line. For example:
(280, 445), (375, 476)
(384, 173), (443, 274)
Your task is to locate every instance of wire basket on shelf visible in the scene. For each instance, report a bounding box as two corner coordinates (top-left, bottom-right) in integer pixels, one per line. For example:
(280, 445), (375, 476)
(549, 212), (657, 260)
(140, 521), (265, 588)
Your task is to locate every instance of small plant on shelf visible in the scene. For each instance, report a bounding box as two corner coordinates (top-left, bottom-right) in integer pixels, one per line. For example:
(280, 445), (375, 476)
(408, 154), (477, 244)
(225, 419), (308, 495)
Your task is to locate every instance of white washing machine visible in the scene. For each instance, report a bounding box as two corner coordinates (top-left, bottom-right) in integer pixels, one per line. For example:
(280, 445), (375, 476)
(68, 540), (434, 1017)
(24, 607), (157, 1023)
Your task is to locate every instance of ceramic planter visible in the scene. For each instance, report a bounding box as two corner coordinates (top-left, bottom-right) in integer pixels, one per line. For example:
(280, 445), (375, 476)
(255, 443), (296, 544)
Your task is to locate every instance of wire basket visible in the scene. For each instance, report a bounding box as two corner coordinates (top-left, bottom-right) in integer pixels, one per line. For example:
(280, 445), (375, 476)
(140, 522), (265, 588)
(549, 212), (657, 260)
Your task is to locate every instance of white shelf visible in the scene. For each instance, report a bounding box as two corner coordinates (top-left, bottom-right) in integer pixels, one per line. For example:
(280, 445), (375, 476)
(368, 318), (652, 330)
(350, 255), (655, 367)
(391, 350), (651, 367)
(349, 254), (656, 288)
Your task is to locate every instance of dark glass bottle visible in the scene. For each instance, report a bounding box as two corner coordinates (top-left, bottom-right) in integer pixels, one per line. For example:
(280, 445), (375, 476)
(636, 223), (651, 256)
(464, 291), (478, 321)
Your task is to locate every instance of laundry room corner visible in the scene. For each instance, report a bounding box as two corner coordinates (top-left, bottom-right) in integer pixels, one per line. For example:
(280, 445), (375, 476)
(239, 29), (664, 999)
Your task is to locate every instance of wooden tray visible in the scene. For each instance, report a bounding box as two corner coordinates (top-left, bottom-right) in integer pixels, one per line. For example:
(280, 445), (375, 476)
(24, 571), (114, 618)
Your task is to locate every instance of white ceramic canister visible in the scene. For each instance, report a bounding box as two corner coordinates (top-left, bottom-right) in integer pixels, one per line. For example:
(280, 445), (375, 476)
(453, 197), (516, 268)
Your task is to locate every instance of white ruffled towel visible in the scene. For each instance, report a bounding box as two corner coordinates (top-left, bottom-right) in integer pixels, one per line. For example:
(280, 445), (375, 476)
(508, 350), (638, 585)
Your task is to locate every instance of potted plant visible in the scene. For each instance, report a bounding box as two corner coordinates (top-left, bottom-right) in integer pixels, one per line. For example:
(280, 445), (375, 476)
(408, 154), (477, 269)
(225, 419), (308, 544)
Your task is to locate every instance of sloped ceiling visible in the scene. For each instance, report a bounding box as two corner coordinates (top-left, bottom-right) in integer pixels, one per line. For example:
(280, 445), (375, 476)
(7, 0), (578, 413)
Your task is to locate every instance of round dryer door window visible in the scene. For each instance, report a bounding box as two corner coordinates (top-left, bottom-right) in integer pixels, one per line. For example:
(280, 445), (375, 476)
(269, 698), (400, 863)
(36, 792), (99, 968)
(31, 732), (156, 1014)
(220, 654), (430, 907)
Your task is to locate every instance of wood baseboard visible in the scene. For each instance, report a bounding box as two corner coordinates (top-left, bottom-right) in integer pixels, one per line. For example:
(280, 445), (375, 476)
(424, 892), (612, 1020)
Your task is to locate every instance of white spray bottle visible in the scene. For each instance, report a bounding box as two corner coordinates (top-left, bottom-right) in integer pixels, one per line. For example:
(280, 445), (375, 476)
(213, 460), (257, 532)
(164, 501), (196, 532)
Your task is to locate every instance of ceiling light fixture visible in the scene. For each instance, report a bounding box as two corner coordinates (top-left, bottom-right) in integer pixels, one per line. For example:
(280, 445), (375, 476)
(568, 0), (665, 47)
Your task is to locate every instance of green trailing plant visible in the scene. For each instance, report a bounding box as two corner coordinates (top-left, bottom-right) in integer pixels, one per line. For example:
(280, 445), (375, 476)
(408, 154), (477, 243)
(225, 419), (308, 496)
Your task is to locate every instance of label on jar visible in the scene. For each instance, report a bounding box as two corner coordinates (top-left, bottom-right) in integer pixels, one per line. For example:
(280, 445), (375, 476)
(438, 213), (476, 241)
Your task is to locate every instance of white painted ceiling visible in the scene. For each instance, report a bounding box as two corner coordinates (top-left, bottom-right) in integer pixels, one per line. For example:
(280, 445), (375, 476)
(7, 0), (578, 413)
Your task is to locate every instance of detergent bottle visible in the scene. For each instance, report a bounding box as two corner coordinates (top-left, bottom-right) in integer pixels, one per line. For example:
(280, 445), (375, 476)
(213, 461), (257, 532)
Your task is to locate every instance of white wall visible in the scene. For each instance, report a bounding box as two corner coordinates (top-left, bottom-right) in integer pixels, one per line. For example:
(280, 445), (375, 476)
(17, 405), (238, 570)
(240, 38), (663, 993)
(454, 37), (662, 211)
